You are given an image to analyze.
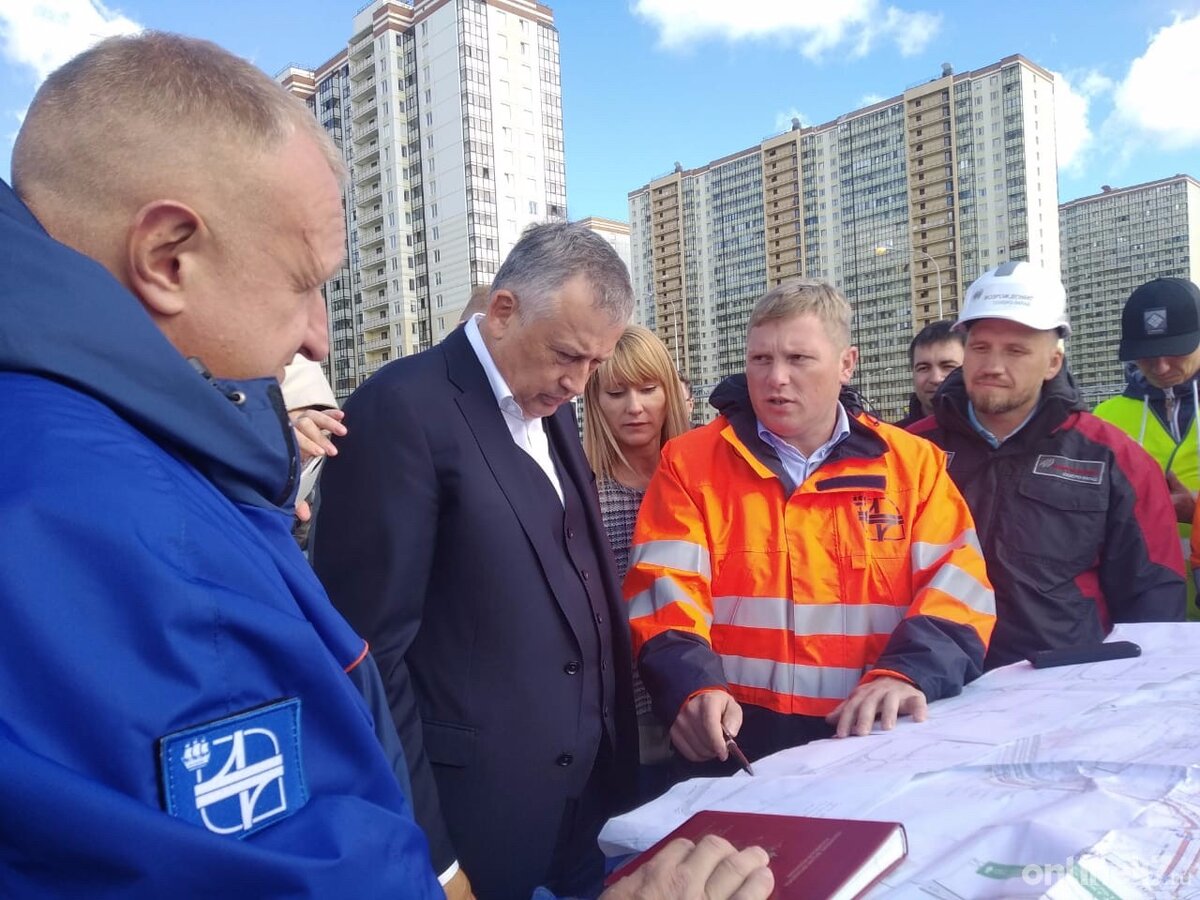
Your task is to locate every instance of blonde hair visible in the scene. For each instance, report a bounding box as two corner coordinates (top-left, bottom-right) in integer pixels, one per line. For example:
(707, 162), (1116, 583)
(748, 278), (852, 349)
(583, 325), (688, 482)
(13, 32), (344, 251)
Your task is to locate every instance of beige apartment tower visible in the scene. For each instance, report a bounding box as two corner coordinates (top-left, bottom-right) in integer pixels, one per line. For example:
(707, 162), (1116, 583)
(281, 0), (565, 398)
(629, 55), (1059, 419)
(1061, 174), (1200, 404)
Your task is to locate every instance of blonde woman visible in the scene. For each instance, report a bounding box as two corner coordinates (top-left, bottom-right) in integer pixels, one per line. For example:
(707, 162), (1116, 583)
(584, 325), (689, 799)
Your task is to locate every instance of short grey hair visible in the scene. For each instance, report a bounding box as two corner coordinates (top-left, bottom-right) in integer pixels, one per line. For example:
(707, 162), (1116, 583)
(13, 32), (344, 216)
(491, 221), (634, 323)
(748, 279), (852, 349)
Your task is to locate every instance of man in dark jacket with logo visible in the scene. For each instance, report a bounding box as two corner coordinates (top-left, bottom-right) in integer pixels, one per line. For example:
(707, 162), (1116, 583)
(910, 262), (1186, 669)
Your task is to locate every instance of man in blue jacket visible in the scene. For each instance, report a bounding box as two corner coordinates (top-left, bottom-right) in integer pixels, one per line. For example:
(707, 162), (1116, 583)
(0, 32), (444, 897)
(0, 31), (779, 900)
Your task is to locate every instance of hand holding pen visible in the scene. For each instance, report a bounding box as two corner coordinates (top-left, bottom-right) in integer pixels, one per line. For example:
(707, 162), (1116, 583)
(722, 726), (755, 776)
(669, 690), (753, 773)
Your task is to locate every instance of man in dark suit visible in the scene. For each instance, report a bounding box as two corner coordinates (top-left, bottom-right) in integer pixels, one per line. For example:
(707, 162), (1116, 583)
(313, 222), (638, 900)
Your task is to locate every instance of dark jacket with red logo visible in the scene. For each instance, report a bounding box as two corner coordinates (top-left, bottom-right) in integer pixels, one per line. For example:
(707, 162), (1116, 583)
(910, 367), (1185, 669)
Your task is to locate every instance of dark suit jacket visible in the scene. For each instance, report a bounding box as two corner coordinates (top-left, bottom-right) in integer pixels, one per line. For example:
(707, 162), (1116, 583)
(312, 327), (637, 899)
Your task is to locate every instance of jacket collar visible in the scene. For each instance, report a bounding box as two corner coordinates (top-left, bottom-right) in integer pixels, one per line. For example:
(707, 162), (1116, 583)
(1121, 365), (1200, 403)
(0, 178), (297, 509)
(708, 374), (887, 487)
(933, 365), (1086, 448)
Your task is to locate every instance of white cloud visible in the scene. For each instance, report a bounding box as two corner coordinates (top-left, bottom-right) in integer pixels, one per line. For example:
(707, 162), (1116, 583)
(632, 0), (941, 60)
(773, 108), (809, 132)
(1112, 13), (1200, 149)
(1051, 68), (1111, 175)
(0, 0), (141, 85)
(860, 92), (886, 106)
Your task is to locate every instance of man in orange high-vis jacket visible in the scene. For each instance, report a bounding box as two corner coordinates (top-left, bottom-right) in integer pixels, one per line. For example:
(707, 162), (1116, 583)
(626, 280), (996, 768)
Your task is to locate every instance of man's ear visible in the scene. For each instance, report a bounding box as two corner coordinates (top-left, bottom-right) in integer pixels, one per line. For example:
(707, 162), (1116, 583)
(1045, 335), (1065, 382)
(484, 288), (519, 335)
(126, 200), (205, 318)
(840, 345), (859, 384)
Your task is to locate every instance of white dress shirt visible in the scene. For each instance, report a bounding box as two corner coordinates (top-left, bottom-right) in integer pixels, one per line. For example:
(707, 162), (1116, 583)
(464, 314), (563, 504)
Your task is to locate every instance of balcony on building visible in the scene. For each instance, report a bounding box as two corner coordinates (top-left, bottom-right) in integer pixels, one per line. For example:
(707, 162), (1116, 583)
(360, 333), (392, 353)
(363, 292), (392, 313)
(359, 266), (387, 290)
(351, 94), (378, 125)
(353, 158), (381, 186)
(349, 33), (374, 62)
(356, 142), (381, 167)
(353, 117), (380, 145)
(359, 230), (386, 253)
(361, 354), (392, 378)
(349, 55), (376, 80)
(351, 76), (377, 104)
(356, 182), (383, 206)
(358, 204), (384, 231)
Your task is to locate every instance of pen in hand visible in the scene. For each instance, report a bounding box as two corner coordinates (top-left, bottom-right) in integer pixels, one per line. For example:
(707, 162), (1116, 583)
(722, 726), (755, 776)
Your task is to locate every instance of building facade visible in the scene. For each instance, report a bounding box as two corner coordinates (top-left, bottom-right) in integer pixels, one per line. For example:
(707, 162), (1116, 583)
(1060, 174), (1200, 405)
(281, 0), (564, 398)
(628, 55), (1059, 420)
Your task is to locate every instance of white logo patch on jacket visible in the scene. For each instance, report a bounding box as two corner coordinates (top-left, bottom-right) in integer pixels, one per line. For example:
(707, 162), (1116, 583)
(159, 698), (306, 838)
(1032, 454), (1105, 485)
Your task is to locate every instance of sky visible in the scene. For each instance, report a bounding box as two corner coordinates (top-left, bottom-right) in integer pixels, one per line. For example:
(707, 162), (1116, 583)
(1, 0), (1198, 222)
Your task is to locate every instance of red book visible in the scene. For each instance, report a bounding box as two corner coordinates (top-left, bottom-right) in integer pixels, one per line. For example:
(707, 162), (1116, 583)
(605, 810), (907, 899)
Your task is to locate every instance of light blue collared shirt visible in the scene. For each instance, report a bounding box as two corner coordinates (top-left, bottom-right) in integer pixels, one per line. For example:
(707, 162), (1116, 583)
(967, 400), (1040, 449)
(757, 403), (851, 490)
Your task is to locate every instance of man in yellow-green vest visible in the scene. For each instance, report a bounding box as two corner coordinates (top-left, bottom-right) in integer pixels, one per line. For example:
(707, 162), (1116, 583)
(1094, 277), (1200, 617)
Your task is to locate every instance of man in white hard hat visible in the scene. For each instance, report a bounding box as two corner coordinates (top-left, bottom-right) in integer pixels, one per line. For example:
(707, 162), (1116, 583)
(910, 262), (1186, 668)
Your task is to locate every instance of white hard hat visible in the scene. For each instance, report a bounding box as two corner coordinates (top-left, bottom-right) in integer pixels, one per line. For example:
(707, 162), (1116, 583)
(955, 261), (1071, 336)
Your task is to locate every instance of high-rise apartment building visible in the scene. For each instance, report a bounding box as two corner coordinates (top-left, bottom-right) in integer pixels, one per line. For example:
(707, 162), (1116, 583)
(280, 0), (565, 397)
(628, 55), (1059, 419)
(1060, 174), (1200, 405)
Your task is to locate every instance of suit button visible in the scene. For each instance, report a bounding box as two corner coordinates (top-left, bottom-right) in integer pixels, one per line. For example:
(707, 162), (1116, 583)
(603, 705), (610, 718)
(556, 753), (574, 767)
(595, 613), (604, 625)
(567, 527), (575, 539)
(601, 660), (608, 672)
(564, 661), (581, 675)
(581, 569), (590, 581)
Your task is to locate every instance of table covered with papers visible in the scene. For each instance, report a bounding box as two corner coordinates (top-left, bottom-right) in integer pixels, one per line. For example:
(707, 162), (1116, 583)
(600, 623), (1200, 898)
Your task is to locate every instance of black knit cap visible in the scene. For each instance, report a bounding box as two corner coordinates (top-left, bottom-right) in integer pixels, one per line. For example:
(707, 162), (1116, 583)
(1118, 277), (1200, 361)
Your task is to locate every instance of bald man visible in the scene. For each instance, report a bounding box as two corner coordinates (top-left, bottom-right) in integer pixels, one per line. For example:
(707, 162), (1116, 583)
(0, 33), (443, 896)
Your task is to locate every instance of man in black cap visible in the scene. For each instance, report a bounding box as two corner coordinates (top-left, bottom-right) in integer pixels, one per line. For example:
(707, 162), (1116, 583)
(1095, 277), (1200, 614)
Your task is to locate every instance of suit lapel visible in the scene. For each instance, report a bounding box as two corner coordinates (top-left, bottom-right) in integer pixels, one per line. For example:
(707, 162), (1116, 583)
(443, 329), (592, 641)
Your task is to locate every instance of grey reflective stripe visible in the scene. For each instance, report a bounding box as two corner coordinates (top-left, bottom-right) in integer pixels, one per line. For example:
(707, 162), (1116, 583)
(910, 529), (983, 571)
(712, 596), (907, 636)
(628, 540), (712, 580)
(712, 595), (786, 629)
(925, 563), (996, 615)
(722, 655), (861, 700)
(626, 576), (713, 626)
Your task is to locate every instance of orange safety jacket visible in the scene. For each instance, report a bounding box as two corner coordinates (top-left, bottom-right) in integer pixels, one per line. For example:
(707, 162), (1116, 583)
(626, 378), (996, 724)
